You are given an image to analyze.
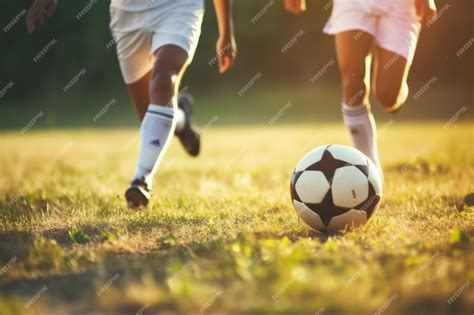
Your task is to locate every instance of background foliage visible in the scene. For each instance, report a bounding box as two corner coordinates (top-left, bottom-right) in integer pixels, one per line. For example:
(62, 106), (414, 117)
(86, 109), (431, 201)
(0, 0), (472, 128)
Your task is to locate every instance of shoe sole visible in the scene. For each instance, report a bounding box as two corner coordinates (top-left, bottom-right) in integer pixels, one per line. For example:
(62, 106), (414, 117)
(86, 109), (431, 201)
(125, 186), (150, 208)
(180, 128), (200, 157)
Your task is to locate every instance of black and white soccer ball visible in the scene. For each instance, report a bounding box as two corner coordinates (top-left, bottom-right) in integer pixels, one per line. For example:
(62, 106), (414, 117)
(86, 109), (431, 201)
(290, 144), (383, 233)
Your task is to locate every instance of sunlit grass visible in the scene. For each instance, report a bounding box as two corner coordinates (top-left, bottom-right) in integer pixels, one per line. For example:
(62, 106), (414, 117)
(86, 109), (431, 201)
(0, 123), (473, 314)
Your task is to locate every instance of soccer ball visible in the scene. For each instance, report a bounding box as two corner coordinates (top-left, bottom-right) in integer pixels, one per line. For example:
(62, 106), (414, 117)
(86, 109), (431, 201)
(290, 144), (383, 233)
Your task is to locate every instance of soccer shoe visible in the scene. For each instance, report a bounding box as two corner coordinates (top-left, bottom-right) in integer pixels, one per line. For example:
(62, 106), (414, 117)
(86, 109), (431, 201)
(176, 93), (200, 157)
(125, 178), (150, 208)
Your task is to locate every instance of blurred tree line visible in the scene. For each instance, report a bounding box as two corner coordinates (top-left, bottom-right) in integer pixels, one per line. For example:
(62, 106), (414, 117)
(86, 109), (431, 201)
(0, 0), (472, 106)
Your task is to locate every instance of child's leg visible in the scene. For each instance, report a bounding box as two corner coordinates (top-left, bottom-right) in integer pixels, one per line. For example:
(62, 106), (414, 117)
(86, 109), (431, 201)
(372, 47), (410, 113)
(131, 44), (189, 188)
(110, 2), (204, 207)
(127, 71), (152, 121)
(335, 31), (373, 106)
(371, 1), (421, 113)
(148, 45), (188, 105)
(126, 60), (198, 157)
(335, 31), (381, 170)
(127, 70), (189, 132)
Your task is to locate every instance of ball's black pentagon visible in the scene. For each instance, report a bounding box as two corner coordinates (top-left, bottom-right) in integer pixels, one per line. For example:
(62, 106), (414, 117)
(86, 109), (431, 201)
(354, 164), (369, 177)
(290, 170), (304, 202)
(306, 149), (349, 183)
(305, 189), (350, 226)
(353, 157), (370, 177)
(354, 181), (380, 218)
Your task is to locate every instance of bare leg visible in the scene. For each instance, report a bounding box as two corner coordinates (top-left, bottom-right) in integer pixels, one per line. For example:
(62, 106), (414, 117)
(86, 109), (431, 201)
(127, 70), (151, 121)
(335, 31), (374, 106)
(335, 31), (382, 171)
(126, 45), (188, 120)
(149, 45), (189, 106)
(125, 45), (190, 207)
(126, 51), (200, 157)
(372, 46), (411, 113)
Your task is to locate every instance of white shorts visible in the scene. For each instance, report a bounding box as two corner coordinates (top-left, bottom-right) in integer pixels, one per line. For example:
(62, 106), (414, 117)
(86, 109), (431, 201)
(109, 0), (204, 84)
(324, 0), (422, 63)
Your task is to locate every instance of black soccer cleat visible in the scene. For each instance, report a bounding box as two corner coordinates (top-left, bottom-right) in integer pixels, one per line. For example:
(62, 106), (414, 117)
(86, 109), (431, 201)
(176, 93), (200, 157)
(125, 178), (151, 208)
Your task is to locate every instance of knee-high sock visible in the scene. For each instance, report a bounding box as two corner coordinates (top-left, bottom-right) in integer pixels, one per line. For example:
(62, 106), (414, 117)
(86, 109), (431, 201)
(132, 104), (176, 188)
(341, 102), (381, 170)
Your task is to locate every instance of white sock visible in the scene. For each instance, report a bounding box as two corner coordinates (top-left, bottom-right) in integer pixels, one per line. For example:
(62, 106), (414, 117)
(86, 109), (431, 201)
(341, 102), (381, 170)
(132, 104), (176, 188)
(175, 107), (185, 132)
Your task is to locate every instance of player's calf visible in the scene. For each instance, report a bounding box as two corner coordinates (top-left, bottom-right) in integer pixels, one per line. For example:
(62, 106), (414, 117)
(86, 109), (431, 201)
(149, 71), (178, 106)
(374, 80), (409, 113)
(339, 66), (369, 107)
(342, 78), (368, 106)
(149, 45), (188, 105)
(148, 51), (200, 157)
(373, 47), (411, 113)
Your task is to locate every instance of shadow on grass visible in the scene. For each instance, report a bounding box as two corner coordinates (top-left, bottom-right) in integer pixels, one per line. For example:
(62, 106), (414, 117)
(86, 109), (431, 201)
(1, 209), (329, 257)
(0, 224), (328, 278)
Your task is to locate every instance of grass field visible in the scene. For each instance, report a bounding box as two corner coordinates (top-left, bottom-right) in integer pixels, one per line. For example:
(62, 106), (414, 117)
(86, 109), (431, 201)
(0, 123), (473, 314)
(1, 84), (472, 129)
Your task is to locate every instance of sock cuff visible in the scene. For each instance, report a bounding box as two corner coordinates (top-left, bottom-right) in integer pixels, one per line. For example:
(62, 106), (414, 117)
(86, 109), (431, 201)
(147, 104), (175, 120)
(341, 102), (369, 116)
(342, 103), (373, 125)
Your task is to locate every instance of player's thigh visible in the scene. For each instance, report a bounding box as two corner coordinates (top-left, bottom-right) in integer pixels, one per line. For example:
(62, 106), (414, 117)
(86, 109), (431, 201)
(127, 70), (152, 121)
(335, 31), (374, 76)
(372, 46), (410, 106)
(335, 31), (374, 104)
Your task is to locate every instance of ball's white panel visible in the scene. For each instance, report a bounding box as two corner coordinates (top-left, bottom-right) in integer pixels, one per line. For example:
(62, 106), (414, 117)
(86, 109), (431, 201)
(327, 209), (367, 233)
(295, 145), (328, 172)
(326, 144), (367, 165)
(367, 158), (383, 194)
(293, 200), (326, 231)
(332, 166), (369, 208)
(295, 171), (330, 204)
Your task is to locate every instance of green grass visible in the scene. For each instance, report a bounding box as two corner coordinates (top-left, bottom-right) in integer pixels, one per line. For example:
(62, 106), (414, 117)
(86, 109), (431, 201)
(1, 84), (472, 129)
(0, 123), (473, 314)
